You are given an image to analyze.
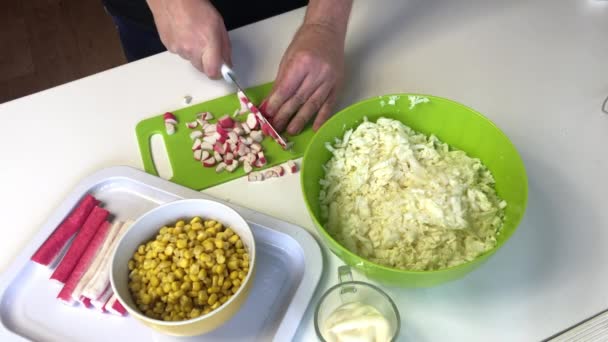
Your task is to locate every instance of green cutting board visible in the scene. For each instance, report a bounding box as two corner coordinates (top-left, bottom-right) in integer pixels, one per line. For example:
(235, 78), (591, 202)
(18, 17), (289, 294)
(135, 82), (314, 190)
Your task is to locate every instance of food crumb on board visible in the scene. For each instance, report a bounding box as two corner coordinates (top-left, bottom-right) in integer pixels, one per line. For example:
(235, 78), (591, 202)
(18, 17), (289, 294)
(183, 95), (193, 105)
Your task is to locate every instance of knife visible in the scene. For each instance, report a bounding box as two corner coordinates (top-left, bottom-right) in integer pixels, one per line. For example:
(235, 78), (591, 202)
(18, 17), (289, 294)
(220, 64), (289, 149)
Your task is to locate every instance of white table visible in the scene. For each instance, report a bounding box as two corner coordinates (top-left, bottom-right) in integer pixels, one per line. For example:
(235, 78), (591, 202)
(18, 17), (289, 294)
(1, 0), (607, 340)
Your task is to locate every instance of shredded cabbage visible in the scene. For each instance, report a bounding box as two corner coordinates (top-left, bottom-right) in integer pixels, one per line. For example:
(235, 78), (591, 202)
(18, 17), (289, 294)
(319, 118), (507, 271)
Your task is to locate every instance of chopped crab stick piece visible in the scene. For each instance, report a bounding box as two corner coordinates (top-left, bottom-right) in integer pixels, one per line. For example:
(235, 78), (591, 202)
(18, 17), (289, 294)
(31, 194), (99, 266)
(243, 161), (253, 174)
(213, 142), (226, 154)
(250, 143), (262, 153)
(218, 115), (235, 128)
(224, 153), (235, 165)
(254, 152), (267, 168)
(202, 157), (216, 167)
(203, 135), (217, 145)
(246, 113), (259, 130)
(57, 221), (111, 304)
(71, 221), (125, 301)
(250, 130), (264, 143)
(51, 206), (109, 283)
(165, 122), (176, 135)
(216, 162), (227, 173)
(247, 171), (264, 182)
(192, 139), (202, 151)
(80, 221), (133, 301)
(245, 153), (257, 165)
(237, 144), (249, 157)
(190, 131), (203, 140)
(233, 122), (245, 136)
(163, 112), (177, 122)
(204, 124), (217, 134)
(272, 165), (285, 176)
(284, 160), (298, 174)
(216, 125), (229, 138)
(264, 169), (279, 178)
(238, 91), (250, 113)
(242, 123), (251, 134)
(200, 141), (214, 151)
(186, 121), (198, 129)
(226, 161), (239, 172)
(197, 112), (213, 121)
(228, 131), (239, 143)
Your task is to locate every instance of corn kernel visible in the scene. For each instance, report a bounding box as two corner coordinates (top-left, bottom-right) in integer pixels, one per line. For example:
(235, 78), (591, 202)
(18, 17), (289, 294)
(178, 258), (189, 268)
(176, 239), (187, 249)
(208, 294), (218, 306)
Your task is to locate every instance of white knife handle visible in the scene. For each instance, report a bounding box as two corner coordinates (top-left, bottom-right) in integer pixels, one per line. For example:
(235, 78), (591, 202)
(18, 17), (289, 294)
(221, 63), (236, 84)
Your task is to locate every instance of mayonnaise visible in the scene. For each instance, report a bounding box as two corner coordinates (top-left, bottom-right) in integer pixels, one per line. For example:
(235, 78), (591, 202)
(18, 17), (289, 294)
(322, 301), (392, 342)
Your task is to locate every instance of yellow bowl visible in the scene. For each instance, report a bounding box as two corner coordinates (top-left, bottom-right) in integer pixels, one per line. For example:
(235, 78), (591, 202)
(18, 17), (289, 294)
(110, 199), (256, 336)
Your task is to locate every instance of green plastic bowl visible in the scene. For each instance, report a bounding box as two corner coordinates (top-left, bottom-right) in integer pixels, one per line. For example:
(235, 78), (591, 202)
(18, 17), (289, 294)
(301, 94), (528, 287)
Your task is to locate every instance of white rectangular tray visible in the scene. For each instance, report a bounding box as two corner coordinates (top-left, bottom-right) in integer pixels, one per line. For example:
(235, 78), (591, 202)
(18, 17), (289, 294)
(0, 166), (323, 342)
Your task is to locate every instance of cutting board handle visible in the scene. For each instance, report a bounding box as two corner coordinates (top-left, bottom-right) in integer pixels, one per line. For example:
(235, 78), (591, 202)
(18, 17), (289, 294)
(135, 121), (161, 176)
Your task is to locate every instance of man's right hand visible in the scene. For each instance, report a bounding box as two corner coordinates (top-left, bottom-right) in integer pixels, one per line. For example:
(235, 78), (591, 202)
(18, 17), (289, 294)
(147, 0), (231, 79)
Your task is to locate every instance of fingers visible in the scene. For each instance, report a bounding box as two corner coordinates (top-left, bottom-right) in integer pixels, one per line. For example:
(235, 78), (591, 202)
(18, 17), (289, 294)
(271, 75), (322, 132)
(264, 64), (307, 118)
(221, 29), (232, 66)
(286, 83), (332, 135)
(188, 49), (204, 72)
(312, 91), (337, 131)
(201, 35), (223, 79)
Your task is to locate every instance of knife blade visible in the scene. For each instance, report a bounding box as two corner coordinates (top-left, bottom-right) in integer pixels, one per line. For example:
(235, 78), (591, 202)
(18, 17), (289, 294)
(220, 64), (289, 149)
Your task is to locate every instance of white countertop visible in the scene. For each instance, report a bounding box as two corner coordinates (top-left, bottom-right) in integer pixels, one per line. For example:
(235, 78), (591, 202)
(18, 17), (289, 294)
(1, 0), (608, 340)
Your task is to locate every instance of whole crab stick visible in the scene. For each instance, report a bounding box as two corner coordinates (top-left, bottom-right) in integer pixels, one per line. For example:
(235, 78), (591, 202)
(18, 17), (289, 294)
(71, 221), (124, 301)
(56, 221), (111, 305)
(31, 194), (99, 266)
(81, 220), (133, 300)
(105, 293), (127, 316)
(91, 286), (113, 312)
(50, 206), (108, 283)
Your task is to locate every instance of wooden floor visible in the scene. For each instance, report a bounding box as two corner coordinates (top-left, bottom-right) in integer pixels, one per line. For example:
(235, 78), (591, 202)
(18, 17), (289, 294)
(0, 0), (126, 104)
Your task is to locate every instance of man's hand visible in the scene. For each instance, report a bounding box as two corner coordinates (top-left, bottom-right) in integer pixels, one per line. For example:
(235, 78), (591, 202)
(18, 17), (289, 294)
(147, 0), (231, 79)
(263, 0), (353, 135)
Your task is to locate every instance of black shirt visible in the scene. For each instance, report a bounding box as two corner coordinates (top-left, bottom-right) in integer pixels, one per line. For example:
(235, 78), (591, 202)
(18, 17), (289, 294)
(101, 0), (309, 31)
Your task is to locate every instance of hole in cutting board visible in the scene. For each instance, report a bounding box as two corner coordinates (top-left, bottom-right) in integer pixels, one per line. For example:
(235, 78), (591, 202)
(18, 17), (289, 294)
(150, 134), (173, 180)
